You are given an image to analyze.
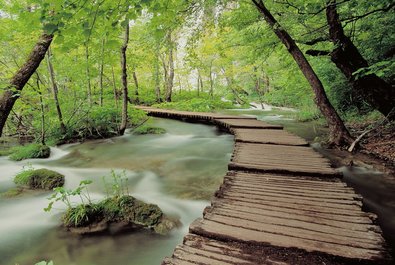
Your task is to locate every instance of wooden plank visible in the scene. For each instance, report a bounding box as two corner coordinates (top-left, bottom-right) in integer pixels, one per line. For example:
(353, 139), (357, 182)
(233, 128), (309, 146)
(190, 218), (387, 260)
(215, 118), (284, 129)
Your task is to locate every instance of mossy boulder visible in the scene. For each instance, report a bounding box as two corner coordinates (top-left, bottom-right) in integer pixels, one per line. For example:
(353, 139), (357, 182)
(14, 168), (65, 190)
(9, 144), (51, 161)
(64, 195), (179, 235)
(133, 126), (166, 135)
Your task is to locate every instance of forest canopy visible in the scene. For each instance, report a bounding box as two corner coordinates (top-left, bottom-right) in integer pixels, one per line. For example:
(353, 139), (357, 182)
(0, 0), (394, 145)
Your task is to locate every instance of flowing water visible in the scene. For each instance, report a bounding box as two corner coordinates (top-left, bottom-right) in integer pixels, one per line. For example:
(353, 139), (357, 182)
(1, 108), (394, 264)
(0, 118), (234, 265)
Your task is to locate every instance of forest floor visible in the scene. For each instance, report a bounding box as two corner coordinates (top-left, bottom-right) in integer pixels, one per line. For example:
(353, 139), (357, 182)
(325, 120), (395, 177)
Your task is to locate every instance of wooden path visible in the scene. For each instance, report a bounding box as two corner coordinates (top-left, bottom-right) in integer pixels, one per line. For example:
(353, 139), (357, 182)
(137, 107), (391, 265)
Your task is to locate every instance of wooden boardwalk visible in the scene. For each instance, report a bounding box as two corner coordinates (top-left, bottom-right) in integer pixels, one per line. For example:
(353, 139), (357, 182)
(137, 107), (391, 265)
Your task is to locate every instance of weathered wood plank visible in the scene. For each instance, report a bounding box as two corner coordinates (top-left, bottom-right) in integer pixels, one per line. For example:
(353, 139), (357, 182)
(233, 128), (309, 146)
(215, 118), (284, 129)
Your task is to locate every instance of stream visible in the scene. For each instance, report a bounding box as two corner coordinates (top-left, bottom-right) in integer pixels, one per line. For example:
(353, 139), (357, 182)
(0, 118), (233, 265)
(1, 108), (394, 264)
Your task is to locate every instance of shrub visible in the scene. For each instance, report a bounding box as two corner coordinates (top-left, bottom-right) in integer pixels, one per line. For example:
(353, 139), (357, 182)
(9, 144), (50, 161)
(14, 168), (65, 190)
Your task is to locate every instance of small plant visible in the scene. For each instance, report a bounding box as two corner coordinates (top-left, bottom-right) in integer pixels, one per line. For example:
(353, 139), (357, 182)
(9, 143), (50, 161)
(102, 170), (129, 198)
(45, 180), (93, 212)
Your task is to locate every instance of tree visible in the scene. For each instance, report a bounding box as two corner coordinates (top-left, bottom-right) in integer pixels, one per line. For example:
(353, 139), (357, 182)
(46, 47), (66, 134)
(251, 0), (352, 145)
(119, 19), (130, 136)
(0, 33), (53, 136)
(325, 0), (395, 120)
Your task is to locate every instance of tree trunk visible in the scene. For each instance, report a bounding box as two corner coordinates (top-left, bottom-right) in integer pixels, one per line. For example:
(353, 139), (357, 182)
(154, 49), (162, 103)
(0, 33), (53, 137)
(99, 38), (106, 107)
(85, 43), (92, 106)
(326, 0), (395, 120)
(46, 47), (66, 135)
(252, 0), (352, 145)
(111, 66), (118, 109)
(36, 73), (45, 145)
(132, 70), (139, 104)
(119, 19), (129, 136)
(165, 34), (174, 102)
(253, 67), (265, 109)
(209, 63), (214, 98)
(197, 70), (202, 97)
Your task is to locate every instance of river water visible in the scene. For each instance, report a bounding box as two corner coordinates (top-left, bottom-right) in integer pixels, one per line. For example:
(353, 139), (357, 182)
(1, 109), (394, 264)
(0, 118), (234, 265)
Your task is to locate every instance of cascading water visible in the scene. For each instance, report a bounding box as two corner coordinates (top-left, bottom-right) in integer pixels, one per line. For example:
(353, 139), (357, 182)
(0, 118), (234, 265)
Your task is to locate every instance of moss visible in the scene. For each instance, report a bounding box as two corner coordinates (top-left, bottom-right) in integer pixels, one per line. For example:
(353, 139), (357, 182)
(63, 195), (173, 234)
(63, 204), (104, 227)
(0, 187), (24, 198)
(133, 125), (166, 135)
(14, 168), (65, 190)
(9, 144), (51, 161)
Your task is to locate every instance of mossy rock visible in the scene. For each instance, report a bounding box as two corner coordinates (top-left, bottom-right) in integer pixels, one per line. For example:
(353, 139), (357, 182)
(9, 144), (51, 161)
(14, 168), (65, 190)
(133, 126), (166, 135)
(62, 195), (178, 235)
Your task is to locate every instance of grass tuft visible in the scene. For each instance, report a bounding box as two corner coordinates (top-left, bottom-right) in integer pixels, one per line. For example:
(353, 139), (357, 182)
(9, 144), (50, 161)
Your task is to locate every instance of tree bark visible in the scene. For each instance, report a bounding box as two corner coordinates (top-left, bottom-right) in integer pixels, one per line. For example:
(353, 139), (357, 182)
(132, 70), (139, 104)
(154, 46), (162, 103)
(85, 43), (92, 106)
(326, 0), (395, 120)
(99, 38), (106, 106)
(46, 47), (66, 135)
(209, 63), (214, 98)
(0, 33), (53, 137)
(165, 33), (175, 102)
(111, 66), (119, 109)
(252, 0), (352, 145)
(119, 19), (129, 136)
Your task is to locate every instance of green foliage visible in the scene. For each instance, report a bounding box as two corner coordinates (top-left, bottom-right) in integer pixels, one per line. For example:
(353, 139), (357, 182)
(63, 203), (103, 227)
(45, 180), (93, 212)
(154, 92), (235, 112)
(102, 170), (129, 198)
(133, 125), (166, 135)
(9, 144), (50, 161)
(14, 167), (65, 190)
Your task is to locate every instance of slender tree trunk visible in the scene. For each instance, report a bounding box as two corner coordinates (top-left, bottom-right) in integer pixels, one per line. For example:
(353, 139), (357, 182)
(326, 0), (395, 120)
(252, 0), (352, 145)
(0, 33), (53, 136)
(85, 43), (92, 106)
(209, 63), (214, 98)
(119, 19), (129, 136)
(154, 43), (162, 103)
(132, 70), (139, 104)
(165, 34), (174, 102)
(253, 67), (265, 109)
(99, 38), (106, 106)
(111, 66), (118, 109)
(197, 70), (203, 97)
(46, 47), (66, 134)
(36, 73), (45, 145)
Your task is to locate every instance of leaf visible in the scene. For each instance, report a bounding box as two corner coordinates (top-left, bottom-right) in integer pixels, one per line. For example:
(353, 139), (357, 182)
(43, 23), (58, 34)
